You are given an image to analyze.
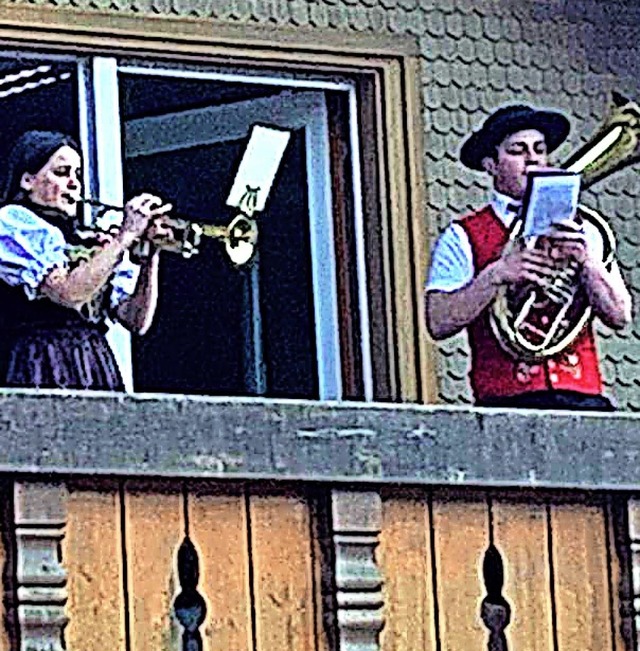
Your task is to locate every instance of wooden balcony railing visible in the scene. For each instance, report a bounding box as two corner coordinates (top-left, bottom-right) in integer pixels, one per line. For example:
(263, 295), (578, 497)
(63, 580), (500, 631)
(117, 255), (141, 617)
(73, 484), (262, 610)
(0, 390), (638, 651)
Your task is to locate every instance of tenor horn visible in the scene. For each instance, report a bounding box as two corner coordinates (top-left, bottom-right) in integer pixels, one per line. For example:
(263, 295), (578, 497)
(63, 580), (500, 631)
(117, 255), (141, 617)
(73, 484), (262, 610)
(489, 92), (640, 360)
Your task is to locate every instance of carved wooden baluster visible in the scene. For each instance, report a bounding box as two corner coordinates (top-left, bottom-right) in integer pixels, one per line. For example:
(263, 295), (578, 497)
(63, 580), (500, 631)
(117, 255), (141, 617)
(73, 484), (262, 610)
(331, 490), (385, 651)
(14, 482), (69, 651)
(480, 543), (511, 651)
(173, 489), (207, 651)
(625, 497), (640, 650)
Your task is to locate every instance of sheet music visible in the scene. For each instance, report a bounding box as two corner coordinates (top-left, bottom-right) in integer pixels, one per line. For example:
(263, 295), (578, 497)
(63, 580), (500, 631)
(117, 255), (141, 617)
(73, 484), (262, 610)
(226, 125), (292, 214)
(521, 171), (581, 239)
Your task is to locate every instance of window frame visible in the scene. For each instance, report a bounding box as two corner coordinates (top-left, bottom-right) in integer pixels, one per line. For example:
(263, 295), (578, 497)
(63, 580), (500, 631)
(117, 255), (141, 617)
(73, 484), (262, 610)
(0, 4), (435, 403)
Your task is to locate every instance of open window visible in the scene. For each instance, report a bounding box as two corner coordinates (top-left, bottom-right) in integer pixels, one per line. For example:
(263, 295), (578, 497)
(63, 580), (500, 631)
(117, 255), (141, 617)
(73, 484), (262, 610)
(0, 9), (431, 403)
(90, 59), (366, 400)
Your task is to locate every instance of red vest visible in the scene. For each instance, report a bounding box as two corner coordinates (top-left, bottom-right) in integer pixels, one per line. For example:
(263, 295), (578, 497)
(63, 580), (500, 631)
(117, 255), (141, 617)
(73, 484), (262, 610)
(459, 205), (603, 402)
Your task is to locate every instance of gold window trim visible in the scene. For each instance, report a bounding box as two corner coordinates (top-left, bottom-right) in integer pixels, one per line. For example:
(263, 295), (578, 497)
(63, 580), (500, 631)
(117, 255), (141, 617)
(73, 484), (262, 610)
(0, 4), (436, 403)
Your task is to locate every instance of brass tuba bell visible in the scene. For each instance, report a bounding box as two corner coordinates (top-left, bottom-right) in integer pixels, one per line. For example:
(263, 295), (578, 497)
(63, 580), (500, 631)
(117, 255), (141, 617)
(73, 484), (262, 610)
(489, 92), (640, 360)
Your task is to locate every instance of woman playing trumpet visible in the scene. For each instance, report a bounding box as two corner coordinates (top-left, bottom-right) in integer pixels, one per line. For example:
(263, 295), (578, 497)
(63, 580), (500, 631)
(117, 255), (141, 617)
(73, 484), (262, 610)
(0, 130), (172, 390)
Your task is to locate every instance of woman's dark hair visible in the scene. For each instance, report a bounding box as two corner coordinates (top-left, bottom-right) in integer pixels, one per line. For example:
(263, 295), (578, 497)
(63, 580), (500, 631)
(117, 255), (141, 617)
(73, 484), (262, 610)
(1, 130), (79, 204)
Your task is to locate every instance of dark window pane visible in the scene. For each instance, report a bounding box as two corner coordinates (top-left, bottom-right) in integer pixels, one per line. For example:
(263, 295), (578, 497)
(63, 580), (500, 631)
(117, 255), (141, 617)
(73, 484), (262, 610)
(122, 73), (319, 398)
(0, 56), (79, 185)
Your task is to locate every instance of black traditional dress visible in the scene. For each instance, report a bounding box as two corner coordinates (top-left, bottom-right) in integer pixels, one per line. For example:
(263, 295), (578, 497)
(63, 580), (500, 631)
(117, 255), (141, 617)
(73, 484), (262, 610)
(0, 201), (137, 391)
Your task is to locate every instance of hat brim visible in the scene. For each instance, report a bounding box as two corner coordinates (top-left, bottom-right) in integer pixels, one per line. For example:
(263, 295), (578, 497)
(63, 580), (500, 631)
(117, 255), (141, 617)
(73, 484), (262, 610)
(460, 109), (570, 171)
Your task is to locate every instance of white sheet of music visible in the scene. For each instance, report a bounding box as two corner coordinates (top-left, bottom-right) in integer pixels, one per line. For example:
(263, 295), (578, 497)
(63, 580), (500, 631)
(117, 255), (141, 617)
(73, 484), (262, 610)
(522, 171), (581, 239)
(226, 125), (292, 213)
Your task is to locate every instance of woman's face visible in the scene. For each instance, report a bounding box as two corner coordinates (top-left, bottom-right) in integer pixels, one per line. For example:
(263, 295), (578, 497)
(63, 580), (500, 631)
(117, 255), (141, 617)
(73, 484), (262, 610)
(20, 145), (82, 216)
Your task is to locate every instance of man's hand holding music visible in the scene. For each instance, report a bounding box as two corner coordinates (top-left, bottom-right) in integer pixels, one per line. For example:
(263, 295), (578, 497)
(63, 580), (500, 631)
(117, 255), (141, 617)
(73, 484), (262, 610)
(490, 248), (558, 288)
(545, 219), (589, 265)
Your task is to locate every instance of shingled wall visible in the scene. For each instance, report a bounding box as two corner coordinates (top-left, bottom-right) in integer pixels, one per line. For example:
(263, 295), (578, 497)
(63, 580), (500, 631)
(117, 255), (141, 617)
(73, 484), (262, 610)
(3, 0), (639, 409)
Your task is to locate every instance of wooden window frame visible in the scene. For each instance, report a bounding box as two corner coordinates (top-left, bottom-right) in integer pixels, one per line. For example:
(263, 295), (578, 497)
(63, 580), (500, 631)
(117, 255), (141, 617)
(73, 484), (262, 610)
(0, 4), (436, 403)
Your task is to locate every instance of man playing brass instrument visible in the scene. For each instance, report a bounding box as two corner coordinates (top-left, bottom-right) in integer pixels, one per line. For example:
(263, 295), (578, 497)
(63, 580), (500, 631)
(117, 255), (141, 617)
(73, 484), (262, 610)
(425, 105), (633, 410)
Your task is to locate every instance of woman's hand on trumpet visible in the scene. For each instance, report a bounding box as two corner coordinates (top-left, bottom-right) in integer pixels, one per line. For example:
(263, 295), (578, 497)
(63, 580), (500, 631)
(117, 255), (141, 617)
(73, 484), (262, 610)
(145, 214), (174, 242)
(118, 193), (173, 249)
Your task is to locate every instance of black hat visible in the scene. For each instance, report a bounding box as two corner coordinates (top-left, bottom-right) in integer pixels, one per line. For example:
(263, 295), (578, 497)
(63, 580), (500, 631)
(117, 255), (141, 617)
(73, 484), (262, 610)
(459, 105), (570, 171)
(1, 130), (78, 203)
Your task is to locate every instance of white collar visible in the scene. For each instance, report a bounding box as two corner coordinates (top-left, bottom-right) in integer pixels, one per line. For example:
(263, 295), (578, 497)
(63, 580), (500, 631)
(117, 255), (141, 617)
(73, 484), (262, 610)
(490, 191), (521, 227)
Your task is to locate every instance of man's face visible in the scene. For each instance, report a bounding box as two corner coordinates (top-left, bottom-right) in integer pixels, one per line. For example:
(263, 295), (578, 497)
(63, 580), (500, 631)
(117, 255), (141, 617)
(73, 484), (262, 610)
(482, 129), (549, 199)
(20, 145), (82, 217)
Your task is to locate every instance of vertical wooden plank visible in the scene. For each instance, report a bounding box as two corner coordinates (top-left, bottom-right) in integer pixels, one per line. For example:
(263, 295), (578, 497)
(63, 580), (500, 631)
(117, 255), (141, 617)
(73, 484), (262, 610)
(309, 494), (331, 651)
(0, 482), (13, 651)
(64, 483), (125, 651)
(326, 89), (364, 400)
(432, 493), (488, 651)
(378, 491), (437, 651)
(188, 483), (252, 651)
(551, 501), (614, 651)
(371, 68), (399, 401)
(606, 499), (631, 651)
(402, 55), (438, 405)
(382, 58), (418, 402)
(0, 526), (7, 651)
(492, 500), (553, 651)
(625, 497), (640, 650)
(250, 490), (316, 651)
(125, 482), (183, 651)
(358, 72), (394, 401)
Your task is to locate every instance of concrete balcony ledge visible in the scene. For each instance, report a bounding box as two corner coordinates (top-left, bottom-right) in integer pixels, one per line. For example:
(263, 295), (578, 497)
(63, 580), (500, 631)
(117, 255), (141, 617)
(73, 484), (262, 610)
(0, 389), (638, 490)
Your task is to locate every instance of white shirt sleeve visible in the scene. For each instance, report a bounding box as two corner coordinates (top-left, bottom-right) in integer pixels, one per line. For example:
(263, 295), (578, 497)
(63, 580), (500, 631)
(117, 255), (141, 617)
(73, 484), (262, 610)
(425, 223), (475, 293)
(109, 253), (141, 310)
(0, 204), (68, 299)
(582, 218), (629, 303)
(582, 219), (604, 262)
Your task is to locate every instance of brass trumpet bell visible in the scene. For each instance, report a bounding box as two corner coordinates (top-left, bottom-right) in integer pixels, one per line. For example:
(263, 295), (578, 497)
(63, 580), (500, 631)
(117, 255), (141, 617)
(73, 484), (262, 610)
(187, 214), (258, 266)
(84, 199), (258, 266)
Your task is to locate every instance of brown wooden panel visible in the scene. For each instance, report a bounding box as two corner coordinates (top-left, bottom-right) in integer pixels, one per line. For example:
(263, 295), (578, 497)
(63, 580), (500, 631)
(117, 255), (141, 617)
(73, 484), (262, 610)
(551, 502), (614, 651)
(432, 494), (489, 651)
(402, 55), (436, 405)
(64, 485), (125, 651)
(326, 90), (363, 401)
(606, 500), (629, 651)
(125, 483), (184, 651)
(250, 490), (316, 651)
(382, 59), (418, 402)
(0, 484), (12, 650)
(492, 500), (553, 651)
(309, 497), (331, 651)
(188, 484), (252, 651)
(378, 492), (437, 651)
(369, 68), (398, 401)
(0, 540), (7, 651)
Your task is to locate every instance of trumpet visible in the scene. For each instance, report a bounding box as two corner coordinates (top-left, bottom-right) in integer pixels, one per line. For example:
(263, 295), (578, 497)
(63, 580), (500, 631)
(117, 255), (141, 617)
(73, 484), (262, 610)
(77, 198), (258, 266)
